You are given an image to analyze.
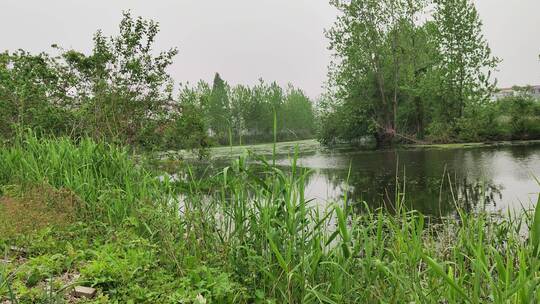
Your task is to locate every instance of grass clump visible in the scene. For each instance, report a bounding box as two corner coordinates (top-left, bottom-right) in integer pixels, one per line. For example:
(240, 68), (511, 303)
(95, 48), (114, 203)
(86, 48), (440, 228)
(0, 134), (540, 303)
(0, 133), (169, 225)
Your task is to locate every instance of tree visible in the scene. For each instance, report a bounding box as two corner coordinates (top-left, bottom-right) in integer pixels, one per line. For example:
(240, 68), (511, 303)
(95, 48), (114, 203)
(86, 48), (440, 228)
(0, 51), (71, 139)
(282, 85), (315, 139)
(207, 73), (230, 143)
(432, 0), (498, 130)
(326, 0), (428, 146)
(322, 0), (499, 146)
(229, 84), (251, 144)
(60, 11), (178, 144)
(243, 79), (271, 139)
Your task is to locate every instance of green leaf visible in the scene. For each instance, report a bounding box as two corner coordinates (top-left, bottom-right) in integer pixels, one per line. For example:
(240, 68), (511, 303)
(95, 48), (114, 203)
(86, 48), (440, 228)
(422, 253), (471, 303)
(267, 233), (288, 274)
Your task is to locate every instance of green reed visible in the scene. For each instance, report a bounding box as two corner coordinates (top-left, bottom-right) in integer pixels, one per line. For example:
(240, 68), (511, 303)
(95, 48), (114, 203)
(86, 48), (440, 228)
(0, 132), (171, 225)
(1, 132), (540, 303)
(176, 148), (540, 303)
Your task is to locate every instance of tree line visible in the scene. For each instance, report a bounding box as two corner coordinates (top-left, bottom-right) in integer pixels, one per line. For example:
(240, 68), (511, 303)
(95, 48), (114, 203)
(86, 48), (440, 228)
(178, 73), (315, 147)
(2, 6), (538, 152)
(319, 0), (540, 146)
(0, 11), (315, 154)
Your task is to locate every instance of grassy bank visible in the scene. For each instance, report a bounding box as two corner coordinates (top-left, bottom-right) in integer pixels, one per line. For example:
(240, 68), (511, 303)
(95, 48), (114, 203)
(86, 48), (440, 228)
(403, 139), (540, 150)
(166, 138), (540, 163)
(159, 139), (321, 161)
(1, 135), (540, 303)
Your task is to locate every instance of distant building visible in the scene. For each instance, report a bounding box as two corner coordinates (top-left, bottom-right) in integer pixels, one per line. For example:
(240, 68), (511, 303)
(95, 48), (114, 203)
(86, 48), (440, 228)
(492, 85), (540, 100)
(531, 85), (540, 99)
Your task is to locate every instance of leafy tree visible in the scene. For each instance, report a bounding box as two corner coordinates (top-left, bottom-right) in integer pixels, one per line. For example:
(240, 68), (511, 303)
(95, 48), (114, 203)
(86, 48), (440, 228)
(501, 88), (539, 138)
(242, 79), (272, 139)
(0, 11), (316, 149)
(326, 0), (428, 146)
(167, 81), (211, 152)
(229, 84), (251, 144)
(0, 51), (71, 139)
(282, 85), (316, 139)
(60, 11), (178, 144)
(431, 0), (499, 131)
(322, 0), (500, 146)
(207, 73), (231, 143)
(163, 102), (209, 157)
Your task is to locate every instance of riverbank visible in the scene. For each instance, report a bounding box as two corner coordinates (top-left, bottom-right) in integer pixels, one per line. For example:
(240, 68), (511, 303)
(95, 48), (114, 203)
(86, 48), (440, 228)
(2, 135), (540, 303)
(165, 138), (540, 162)
(157, 139), (321, 161)
(403, 139), (540, 150)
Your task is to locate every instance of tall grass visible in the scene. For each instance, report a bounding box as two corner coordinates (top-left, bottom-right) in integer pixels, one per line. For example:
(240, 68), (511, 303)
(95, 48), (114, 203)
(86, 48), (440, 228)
(1, 133), (540, 302)
(0, 133), (172, 225)
(178, 151), (540, 303)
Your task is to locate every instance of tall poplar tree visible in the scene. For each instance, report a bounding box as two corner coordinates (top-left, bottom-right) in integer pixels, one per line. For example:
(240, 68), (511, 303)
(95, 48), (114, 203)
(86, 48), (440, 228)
(327, 0), (427, 146)
(208, 73), (230, 141)
(432, 0), (499, 127)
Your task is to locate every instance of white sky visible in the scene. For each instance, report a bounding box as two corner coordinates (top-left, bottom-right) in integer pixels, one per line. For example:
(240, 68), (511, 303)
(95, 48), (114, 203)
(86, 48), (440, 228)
(1, 0), (539, 97)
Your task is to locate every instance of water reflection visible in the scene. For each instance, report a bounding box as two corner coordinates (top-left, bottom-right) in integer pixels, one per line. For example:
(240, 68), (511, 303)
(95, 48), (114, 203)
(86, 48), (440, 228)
(276, 144), (540, 216)
(301, 167), (504, 216)
(172, 143), (540, 217)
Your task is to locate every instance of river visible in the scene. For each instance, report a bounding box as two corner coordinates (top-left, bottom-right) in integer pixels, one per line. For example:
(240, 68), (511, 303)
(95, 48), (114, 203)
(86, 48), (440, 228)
(173, 141), (540, 216)
(271, 143), (540, 216)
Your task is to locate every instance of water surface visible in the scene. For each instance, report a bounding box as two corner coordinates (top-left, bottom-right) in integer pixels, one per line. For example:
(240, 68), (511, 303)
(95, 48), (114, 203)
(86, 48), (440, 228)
(272, 144), (540, 216)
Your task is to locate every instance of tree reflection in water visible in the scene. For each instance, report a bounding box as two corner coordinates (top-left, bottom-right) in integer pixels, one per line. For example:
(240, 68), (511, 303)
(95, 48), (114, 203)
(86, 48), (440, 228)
(302, 167), (504, 217)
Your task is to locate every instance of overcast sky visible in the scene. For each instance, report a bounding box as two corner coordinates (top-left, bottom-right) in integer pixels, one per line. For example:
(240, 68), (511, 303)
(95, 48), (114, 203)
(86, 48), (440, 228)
(1, 0), (539, 97)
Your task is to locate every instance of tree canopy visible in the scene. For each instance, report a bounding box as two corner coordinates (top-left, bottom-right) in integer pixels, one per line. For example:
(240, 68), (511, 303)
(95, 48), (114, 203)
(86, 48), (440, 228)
(321, 0), (502, 146)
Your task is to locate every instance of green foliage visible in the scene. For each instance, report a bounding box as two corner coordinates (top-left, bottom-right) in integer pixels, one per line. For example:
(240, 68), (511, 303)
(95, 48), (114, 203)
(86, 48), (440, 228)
(502, 94), (540, 138)
(0, 11), (196, 152)
(1, 135), (540, 302)
(281, 85), (316, 139)
(451, 94), (540, 142)
(0, 11), (316, 152)
(316, 92), (377, 146)
(78, 233), (243, 303)
(322, 0), (500, 146)
(178, 78), (316, 145)
(432, 0), (499, 126)
(0, 132), (167, 225)
(0, 51), (72, 140)
(325, 0), (435, 146)
(208, 73), (231, 143)
(60, 11), (178, 146)
(162, 102), (210, 157)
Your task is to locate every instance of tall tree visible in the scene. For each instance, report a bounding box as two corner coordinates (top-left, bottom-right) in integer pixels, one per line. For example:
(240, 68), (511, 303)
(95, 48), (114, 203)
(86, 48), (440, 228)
(322, 0), (499, 146)
(432, 0), (498, 128)
(229, 84), (251, 143)
(0, 51), (70, 138)
(60, 11), (178, 143)
(208, 73), (231, 142)
(327, 0), (427, 146)
(282, 85), (315, 139)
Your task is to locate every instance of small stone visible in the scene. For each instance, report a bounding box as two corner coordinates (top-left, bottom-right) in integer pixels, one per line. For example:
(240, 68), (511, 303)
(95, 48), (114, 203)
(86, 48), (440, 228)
(10, 246), (27, 253)
(72, 286), (96, 298)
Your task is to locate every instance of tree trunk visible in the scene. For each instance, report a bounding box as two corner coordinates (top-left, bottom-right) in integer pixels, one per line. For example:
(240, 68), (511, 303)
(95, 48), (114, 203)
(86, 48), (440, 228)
(414, 96), (425, 139)
(375, 125), (395, 148)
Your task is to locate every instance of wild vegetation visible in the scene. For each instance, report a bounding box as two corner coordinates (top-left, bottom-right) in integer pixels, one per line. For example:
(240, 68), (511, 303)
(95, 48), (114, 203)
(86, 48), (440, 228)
(319, 0), (540, 146)
(0, 12), (316, 155)
(1, 1), (540, 303)
(1, 134), (540, 303)
(178, 74), (316, 146)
